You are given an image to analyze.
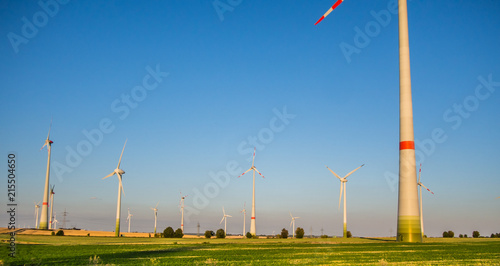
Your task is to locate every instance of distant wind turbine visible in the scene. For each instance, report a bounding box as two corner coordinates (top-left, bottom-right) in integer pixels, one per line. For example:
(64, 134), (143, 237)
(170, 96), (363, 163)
(237, 147), (267, 236)
(52, 213), (58, 229)
(102, 139), (128, 237)
(180, 192), (188, 232)
(289, 212), (300, 238)
(220, 207), (232, 236)
(326, 164), (364, 238)
(151, 201), (159, 234)
(34, 201), (41, 228)
(126, 208), (133, 233)
(241, 203), (246, 237)
(417, 164), (434, 239)
(39, 120), (54, 230)
(49, 185), (55, 229)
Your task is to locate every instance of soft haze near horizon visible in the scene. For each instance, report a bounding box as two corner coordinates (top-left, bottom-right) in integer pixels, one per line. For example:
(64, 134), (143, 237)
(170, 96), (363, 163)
(1, 0), (499, 237)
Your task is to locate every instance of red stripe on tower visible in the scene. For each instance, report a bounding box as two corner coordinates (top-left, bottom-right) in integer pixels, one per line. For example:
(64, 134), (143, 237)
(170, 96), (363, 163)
(251, 217), (255, 220)
(43, 202), (48, 205)
(400, 141), (415, 150)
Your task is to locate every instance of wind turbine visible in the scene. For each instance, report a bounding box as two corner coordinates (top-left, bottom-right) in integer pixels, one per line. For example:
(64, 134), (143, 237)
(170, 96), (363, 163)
(179, 192), (188, 232)
(289, 212), (300, 238)
(151, 201), (159, 234)
(39, 120), (54, 230)
(241, 203), (246, 237)
(219, 207), (232, 236)
(315, 0), (422, 242)
(34, 201), (41, 228)
(237, 147), (266, 236)
(102, 139), (127, 237)
(49, 185), (55, 229)
(326, 164), (364, 238)
(52, 213), (58, 229)
(126, 208), (133, 233)
(417, 164), (434, 239)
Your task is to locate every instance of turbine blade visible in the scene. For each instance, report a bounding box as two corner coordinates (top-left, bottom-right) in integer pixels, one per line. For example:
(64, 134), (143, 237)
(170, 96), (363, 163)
(290, 220), (293, 228)
(418, 164), (422, 183)
(420, 183), (434, 195)
(227, 215), (232, 218)
(289, 212), (293, 218)
(117, 139), (127, 169)
(254, 168), (265, 178)
(252, 147), (256, 167)
(155, 201), (159, 208)
(223, 206), (226, 215)
(344, 164), (364, 179)
(102, 172), (115, 179)
(314, 0), (344, 25)
(220, 217), (225, 224)
(118, 174), (125, 196)
(296, 217), (300, 219)
(237, 168), (253, 178)
(326, 166), (342, 180)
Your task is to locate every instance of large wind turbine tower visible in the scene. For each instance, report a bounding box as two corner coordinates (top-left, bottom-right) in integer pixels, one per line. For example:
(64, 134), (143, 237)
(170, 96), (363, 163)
(49, 185), (55, 229)
(102, 139), (128, 237)
(179, 193), (188, 232)
(237, 147), (267, 236)
(39, 120), (53, 230)
(315, 0), (422, 242)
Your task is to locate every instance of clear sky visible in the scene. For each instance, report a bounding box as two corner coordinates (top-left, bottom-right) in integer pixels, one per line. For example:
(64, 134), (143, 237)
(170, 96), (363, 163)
(1, 0), (499, 237)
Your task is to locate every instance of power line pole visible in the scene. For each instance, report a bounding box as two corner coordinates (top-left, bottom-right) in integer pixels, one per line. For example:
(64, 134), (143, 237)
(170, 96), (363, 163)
(62, 208), (69, 229)
(197, 222), (200, 237)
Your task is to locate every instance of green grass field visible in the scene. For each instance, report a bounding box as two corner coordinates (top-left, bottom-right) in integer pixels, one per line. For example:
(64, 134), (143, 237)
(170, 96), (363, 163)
(2, 235), (500, 265)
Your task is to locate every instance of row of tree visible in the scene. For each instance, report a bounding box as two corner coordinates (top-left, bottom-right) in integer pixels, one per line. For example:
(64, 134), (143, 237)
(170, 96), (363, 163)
(443, 231), (482, 238)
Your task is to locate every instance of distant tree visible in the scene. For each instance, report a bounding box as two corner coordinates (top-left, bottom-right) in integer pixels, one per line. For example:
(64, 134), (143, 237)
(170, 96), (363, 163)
(246, 232), (252, 239)
(204, 230), (213, 239)
(320, 235), (328, 238)
(174, 228), (184, 238)
(443, 231), (449, 238)
(281, 228), (289, 239)
(55, 230), (64, 236)
(459, 234), (463, 238)
(216, 229), (225, 238)
(163, 227), (174, 238)
(295, 227), (305, 239)
(346, 231), (352, 238)
(491, 233), (495, 238)
(473, 231), (480, 238)
(447, 231), (454, 238)
(464, 234), (468, 238)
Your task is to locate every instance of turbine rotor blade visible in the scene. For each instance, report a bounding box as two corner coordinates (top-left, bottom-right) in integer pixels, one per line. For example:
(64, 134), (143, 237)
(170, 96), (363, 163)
(326, 166), (342, 180)
(220, 217), (225, 224)
(117, 139), (127, 169)
(118, 174), (125, 196)
(252, 147), (256, 167)
(344, 164), (365, 179)
(418, 164), (422, 183)
(290, 220), (293, 228)
(314, 0), (344, 25)
(227, 215), (232, 218)
(237, 168), (253, 178)
(102, 171), (116, 179)
(254, 168), (265, 178)
(155, 201), (159, 208)
(420, 183), (434, 195)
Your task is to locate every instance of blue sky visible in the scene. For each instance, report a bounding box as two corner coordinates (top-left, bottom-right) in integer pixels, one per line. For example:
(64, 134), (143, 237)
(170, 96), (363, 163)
(1, 0), (499, 237)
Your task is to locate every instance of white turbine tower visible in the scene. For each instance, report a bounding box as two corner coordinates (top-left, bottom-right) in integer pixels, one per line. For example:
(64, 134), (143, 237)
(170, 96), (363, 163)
(52, 213), (58, 229)
(417, 164), (434, 238)
(179, 192), (188, 232)
(49, 185), (55, 229)
(237, 147), (266, 236)
(315, 0), (422, 242)
(102, 139), (127, 237)
(289, 212), (300, 238)
(151, 201), (159, 234)
(326, 164), (364, 238)
(126, 208), (133, 233)
(241, 203), (246, 237)
(39, 120), (53, 230)
(34, 201), (41, 228)
(220, 207), (232, 236)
